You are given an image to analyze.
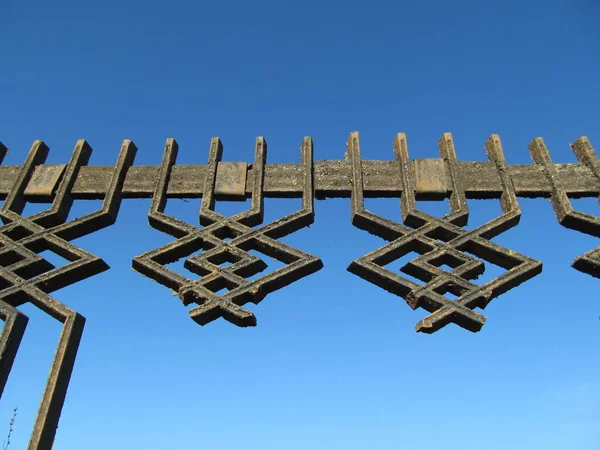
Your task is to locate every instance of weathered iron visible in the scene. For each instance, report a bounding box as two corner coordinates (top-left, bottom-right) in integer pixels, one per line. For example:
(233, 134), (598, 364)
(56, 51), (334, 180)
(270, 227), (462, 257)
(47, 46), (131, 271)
(0, 139), (135, 449)
(132, 137), (323, 327)
(346, 132), (542, 333)
(0, 131), (598, 449)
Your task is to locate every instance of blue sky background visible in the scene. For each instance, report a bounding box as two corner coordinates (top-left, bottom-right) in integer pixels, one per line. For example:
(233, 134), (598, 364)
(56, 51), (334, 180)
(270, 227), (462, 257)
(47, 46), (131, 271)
(1, 0), (599, 448)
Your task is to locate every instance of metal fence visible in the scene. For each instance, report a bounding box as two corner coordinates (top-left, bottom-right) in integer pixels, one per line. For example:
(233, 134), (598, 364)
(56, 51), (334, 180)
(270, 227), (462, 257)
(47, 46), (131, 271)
(0, 131), (598, 449)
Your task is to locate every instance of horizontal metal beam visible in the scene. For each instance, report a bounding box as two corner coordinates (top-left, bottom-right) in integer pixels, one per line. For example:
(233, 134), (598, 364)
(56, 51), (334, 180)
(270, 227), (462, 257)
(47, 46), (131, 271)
(1, 161), (598, 202)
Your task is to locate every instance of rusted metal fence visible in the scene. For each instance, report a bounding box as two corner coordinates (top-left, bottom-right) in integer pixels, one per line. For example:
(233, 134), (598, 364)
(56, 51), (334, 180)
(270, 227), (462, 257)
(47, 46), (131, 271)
(0, 131), (598, 449)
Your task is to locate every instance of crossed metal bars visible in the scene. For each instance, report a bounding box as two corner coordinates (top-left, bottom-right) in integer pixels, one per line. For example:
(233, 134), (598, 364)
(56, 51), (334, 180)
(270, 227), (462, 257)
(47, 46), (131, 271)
(0, 139), (135, 449)
(0, 131), (599, 449)
(132, 136), (323, 327)
(347, 132), (542, 333)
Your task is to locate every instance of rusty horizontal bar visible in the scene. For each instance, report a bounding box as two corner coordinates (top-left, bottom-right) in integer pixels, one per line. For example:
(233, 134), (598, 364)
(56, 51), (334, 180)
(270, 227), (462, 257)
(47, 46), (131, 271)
(0, 161), (598, 202)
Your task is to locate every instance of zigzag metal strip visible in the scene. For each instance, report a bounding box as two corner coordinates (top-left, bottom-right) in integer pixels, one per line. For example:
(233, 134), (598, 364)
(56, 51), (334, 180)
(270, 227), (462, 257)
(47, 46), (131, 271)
(347, 132), (542, 333)
(133, 137), (323, 327)
(0, 139), (134, 450)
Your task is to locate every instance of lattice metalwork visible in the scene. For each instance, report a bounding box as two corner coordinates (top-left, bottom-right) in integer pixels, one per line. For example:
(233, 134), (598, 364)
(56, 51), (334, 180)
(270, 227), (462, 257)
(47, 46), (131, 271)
(132, 137), (323, 326)
(346, 132), (542, 333)
(0, 139), (134, 450)
(0, 131), (599, 448)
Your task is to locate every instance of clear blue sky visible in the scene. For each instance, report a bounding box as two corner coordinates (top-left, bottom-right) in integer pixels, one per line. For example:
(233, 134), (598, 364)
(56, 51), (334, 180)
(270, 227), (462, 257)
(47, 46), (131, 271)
(1, 0), (599, 449)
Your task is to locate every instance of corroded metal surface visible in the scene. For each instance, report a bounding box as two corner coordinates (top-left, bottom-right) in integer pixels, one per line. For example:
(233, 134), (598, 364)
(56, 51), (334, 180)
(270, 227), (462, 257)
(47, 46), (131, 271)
(23, 164), (66, 199)
(530, 136), (600, 277)
(214, 161), (248, 199)
(0, 140), (134, 450)
(3, 159), (600, 201)
(0, 131), (599, 448)
(413, 158), (447, 196)
(346, 132), (542, 333)
(132, 137), (323, 327)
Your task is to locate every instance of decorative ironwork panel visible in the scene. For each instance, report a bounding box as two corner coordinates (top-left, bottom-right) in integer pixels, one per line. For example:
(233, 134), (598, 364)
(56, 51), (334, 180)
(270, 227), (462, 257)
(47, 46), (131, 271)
(132, 137), (323, 327)
(0, 131), (599, 448)
(346, 132), (542, 333)
(0, 139), (134, 450)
